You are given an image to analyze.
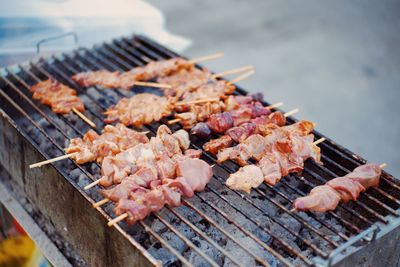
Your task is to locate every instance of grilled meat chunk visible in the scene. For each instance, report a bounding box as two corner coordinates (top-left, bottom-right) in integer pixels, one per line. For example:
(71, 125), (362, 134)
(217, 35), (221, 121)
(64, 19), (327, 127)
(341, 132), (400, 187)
(30, 79), (84, 114)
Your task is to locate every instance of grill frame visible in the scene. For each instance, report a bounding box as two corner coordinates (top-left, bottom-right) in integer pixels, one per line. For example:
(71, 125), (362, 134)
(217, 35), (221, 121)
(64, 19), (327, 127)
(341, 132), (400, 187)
(0, 34), (399, 267)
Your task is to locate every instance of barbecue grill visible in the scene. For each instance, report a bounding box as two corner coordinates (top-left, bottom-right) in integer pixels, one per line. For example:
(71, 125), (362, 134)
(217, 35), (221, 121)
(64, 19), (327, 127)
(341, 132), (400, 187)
(0, 34), (399, 267)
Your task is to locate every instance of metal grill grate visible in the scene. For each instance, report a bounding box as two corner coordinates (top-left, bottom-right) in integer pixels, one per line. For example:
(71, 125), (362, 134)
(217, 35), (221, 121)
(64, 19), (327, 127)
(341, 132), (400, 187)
(0, 34), (399, 267)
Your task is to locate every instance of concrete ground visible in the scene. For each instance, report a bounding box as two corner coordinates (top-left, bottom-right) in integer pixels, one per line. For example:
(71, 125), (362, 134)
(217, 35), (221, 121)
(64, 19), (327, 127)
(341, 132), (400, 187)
(149, 0), (400, 176)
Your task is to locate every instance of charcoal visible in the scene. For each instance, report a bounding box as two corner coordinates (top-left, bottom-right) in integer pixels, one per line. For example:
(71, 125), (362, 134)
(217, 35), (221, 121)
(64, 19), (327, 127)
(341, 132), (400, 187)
(147, 247), (179, 266)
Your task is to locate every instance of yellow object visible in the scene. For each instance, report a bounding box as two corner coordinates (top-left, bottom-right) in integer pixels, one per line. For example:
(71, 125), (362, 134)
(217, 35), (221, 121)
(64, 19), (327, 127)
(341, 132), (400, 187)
(0, 235), (49, 267)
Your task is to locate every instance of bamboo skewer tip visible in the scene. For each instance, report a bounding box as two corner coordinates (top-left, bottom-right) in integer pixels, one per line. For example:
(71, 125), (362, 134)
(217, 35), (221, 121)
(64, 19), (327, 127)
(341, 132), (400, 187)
(380, 163), (387, 169)
(29, 152), (78, 169)
(212, 65), (254, 79)
(93, 198), (110, 208)
(266, 102), (284, 110)
(168, 118), (181, 125)
(133, 81), (172, 89)
(72, 108), (96, 128)
(189, 52), (225, 64)
(283, 108), (300, 117)
(313, 137), (326, 145)
(227, 70), (255, 85)
(84, 179), (102, 190)
(108, 213), (128, 227)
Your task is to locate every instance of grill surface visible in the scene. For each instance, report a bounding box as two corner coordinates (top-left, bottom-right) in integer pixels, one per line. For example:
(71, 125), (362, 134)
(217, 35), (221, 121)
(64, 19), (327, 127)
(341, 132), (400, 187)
(0, 34), (400, 267)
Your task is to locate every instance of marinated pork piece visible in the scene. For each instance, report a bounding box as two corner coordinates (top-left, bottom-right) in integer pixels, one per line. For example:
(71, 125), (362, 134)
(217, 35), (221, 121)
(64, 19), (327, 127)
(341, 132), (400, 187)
(294, 185), (341, 212)
(108, 157), (213, 225)
(191, 122), (212, 138)
(157, 67), (213, 99)
(104, 93), (173, 127)
(66, 123), (149, 164)
(29, 79), (84, 114)
(202, 112), (287, 152)
(293, 163), (382, 212)
(99, 125), (190, 186)
(226, 165), (264, 193)
(207, 112), (234, 134)
(203, 135), (233, 155)
(217, 120), (315, 165)
(72, 57), (193, 89)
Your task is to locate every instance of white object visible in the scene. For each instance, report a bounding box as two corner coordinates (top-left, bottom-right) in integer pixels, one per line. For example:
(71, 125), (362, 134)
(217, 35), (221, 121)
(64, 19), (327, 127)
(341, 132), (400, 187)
(0, 0), (191, 55)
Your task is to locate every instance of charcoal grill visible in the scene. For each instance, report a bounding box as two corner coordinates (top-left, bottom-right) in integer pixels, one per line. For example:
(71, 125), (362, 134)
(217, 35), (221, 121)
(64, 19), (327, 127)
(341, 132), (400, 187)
(0, 34), (400, 267)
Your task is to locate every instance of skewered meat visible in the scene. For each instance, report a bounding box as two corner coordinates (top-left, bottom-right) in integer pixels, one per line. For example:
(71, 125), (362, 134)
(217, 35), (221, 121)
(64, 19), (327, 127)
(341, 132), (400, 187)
(163, 158), (213, 198)
(191, 122), (212, 138)
(66, 123), (149, 164)
(72, 58), (193, 89)
(99, 125), (188, 186)
(207, 112), (234, 133)
(293, 163), (382, 212)
(294, 186), (341, 212)
(226, 165), (264, 193)
(104, 93), (173, 127)
(157, 68), (212, 99)
(203, 135), (233, 155)
(217, 120), (315, 164)
(107, 157), (213, 225)
(29, 79), (84, 114)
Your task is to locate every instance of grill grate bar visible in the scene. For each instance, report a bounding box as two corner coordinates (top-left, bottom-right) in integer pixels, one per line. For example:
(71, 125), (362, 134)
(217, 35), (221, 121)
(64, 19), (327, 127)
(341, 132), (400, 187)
(152, 213), (221, 267)
(165, 207), (244, 266)
(181, 199), (273, 267)
(138, 221), (193, 267)
(41, 51), (277, 266)
(91, 42), (342, 255)
(189, 192), (311, 266)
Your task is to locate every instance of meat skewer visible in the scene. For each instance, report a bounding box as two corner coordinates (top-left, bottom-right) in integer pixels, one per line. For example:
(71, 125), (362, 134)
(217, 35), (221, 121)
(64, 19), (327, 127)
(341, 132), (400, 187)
(225, 135), (324, 193)
(201, 108), (299, 154)
(84, 125), (193, 189)
(105, 156), (212, 226)
(104, 93), (174, 127)
(29, 124), (149, 168)
(86, 126), (213, 226)
(72, 53), (224, 90)
(29, 79), (96, 128)
(292, 163), (386, 212)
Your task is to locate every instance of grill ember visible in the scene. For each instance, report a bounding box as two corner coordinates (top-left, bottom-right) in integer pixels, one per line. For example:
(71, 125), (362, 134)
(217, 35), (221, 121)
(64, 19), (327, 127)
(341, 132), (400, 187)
(0, 35), (399, 267)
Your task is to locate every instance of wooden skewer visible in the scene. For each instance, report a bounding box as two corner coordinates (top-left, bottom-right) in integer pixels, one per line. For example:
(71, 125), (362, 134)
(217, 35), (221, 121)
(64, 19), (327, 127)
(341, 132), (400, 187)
(227, 70), (255, 85)
(283, 108), (299, 118)
(380, 163), (387, 169)
(174, 97), (220, 106)
(167, 118), (182, 125)
(313, 137), (326, 145)
(72, 108), (96, 128)
(93, 198), (110, 208)
(133, 81), (172, 89)
(84, 178), (102, 190)
(29, 152), (78, 168)
(189, 52), (225, 64)
(108, 213), (129, 227)
(212, 65), (254, 79)
(265, 102), (284, 110)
